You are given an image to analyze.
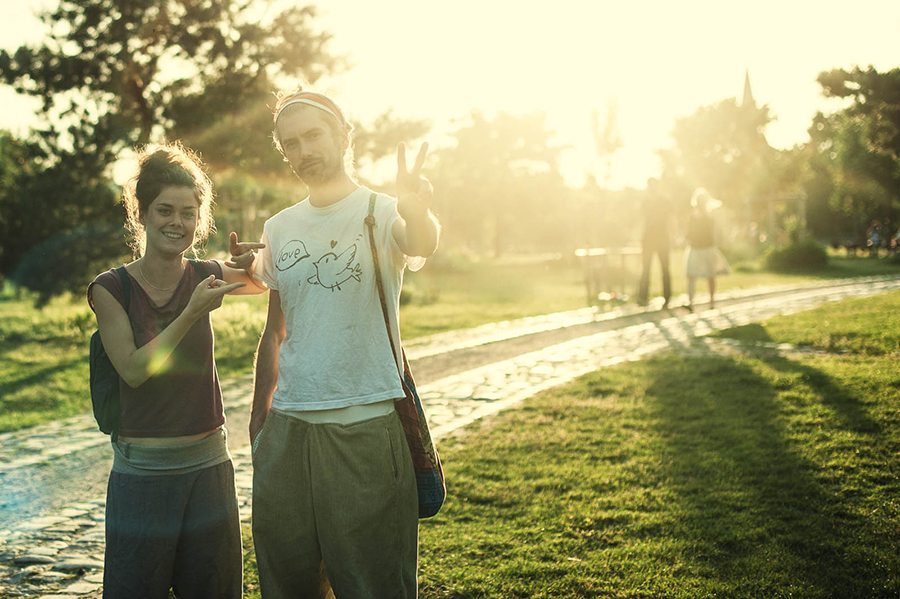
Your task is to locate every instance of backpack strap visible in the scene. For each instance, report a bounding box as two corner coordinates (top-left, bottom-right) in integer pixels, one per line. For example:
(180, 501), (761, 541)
(113, 265), (132, 308)
(106, 266), (131, 442)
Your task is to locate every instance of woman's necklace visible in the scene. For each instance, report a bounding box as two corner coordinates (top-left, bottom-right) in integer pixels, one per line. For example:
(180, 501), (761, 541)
(138, 259), (183, 292)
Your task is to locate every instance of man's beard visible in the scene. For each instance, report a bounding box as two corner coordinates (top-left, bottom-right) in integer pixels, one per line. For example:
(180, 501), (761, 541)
(292, 154), (342, 186)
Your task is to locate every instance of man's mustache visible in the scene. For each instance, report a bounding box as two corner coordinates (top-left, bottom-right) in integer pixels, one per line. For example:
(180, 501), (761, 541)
(298, 158), (322, 171)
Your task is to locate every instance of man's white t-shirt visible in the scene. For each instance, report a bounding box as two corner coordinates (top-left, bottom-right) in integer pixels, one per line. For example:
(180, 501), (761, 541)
(255, 186), (424, 411)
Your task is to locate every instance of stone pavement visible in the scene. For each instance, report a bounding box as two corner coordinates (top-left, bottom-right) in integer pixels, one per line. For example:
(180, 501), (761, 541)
(0, 276), (897, 597)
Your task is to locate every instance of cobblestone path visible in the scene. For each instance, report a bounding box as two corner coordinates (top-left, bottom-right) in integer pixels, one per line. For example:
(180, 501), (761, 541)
(1, 276), (897, 597)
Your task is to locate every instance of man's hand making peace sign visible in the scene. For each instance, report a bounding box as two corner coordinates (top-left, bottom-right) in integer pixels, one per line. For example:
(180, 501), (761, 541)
(394, 142), (440, 257)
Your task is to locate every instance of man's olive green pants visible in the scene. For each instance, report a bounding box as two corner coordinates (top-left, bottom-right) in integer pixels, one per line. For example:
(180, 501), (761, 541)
(251, 408), (418, 598)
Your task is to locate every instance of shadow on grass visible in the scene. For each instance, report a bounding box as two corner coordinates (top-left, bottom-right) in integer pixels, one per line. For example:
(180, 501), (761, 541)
(643, 351), (893, 597)
(713, 323), (882, 435)
(0, 357), (83, 411)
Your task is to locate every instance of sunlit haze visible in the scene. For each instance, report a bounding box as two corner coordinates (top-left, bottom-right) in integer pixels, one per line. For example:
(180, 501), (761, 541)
(2, 0), (898, 188)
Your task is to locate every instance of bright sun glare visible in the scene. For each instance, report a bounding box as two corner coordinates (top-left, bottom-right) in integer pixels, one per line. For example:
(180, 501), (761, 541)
(2, 0), (898, 188)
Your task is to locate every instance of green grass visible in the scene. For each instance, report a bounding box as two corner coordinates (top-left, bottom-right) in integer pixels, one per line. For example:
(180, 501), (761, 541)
(712, 291), (900, 356)
(0, 255), (898, 433)
(240, 289), (899, 597)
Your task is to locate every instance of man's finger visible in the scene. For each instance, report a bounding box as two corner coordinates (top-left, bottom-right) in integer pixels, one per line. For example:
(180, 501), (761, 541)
(224, 254), (251, 268)
(412, 142), (429, 174)
(418, 177), (434, 197)
(235, 242), (266, 252)
(229, 231), (239, 254)
(397, 142), (408, 175)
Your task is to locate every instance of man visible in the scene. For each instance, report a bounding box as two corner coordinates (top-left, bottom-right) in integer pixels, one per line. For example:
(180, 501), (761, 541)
(636, 177), (672, 308)
(245, 90), (439, 598)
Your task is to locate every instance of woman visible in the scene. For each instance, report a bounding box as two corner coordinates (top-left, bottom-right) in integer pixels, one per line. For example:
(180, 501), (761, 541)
(685, 188), (729, 311)
(87, 142), (264, 598)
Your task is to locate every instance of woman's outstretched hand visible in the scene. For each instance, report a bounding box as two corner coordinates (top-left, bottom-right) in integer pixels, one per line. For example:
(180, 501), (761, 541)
(185, 275), (244, 319)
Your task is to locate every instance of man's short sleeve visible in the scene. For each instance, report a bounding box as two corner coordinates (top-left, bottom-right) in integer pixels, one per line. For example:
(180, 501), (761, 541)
(254, 224), (278, 290)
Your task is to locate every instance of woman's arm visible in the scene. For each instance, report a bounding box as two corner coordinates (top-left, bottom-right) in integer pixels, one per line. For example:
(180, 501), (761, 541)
(92, 275), (244, 388)
(218, 261), (267, 295)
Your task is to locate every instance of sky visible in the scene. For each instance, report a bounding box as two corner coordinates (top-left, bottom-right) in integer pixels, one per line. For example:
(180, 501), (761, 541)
(1, 0), (898, 189)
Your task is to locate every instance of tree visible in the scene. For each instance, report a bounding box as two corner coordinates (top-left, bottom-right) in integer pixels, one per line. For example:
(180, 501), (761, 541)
(0, 130), (127, 304)
(352, 111), (431, 176)
(0, 132), (32, 284)
(806, 67), (900, 243)
(817, 67), (900, 162)
(0, 0), (338, 158)
(0, 0), (339, 301)
(429, 112), (567, 257)
(591, 101), (622, 186)
(660, 98), (776, 212)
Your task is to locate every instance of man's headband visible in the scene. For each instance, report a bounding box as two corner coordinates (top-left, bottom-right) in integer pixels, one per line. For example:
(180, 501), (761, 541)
(274, 93), (347, 129)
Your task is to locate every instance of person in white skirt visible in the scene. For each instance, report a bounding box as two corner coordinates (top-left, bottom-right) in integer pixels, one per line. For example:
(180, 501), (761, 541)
(685, 188), (729, 311)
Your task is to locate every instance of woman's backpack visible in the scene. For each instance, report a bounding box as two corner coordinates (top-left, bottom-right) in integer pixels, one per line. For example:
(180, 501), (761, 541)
(89, 266), (131, 438)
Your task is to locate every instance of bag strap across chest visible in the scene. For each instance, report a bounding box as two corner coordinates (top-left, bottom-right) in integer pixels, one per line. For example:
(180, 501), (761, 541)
(364, 192), (403, 379)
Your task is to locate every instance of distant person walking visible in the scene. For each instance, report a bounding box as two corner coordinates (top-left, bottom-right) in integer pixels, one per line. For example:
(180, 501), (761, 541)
(247, 90), (440, 598)
(87, 142), (264, 598)
(685, 188), (729, 311)
(866, 220), (883, 258)
(637, 177), (672, 308)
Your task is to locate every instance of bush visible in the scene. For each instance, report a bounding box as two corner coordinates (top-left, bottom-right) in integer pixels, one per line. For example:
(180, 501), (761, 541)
(764, 239), (829, 272)
(399, 280), (440, 306)
(10, 221), (129, 307)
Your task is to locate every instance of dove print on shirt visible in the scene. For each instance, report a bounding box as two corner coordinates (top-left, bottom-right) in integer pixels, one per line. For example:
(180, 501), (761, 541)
(308, 238), (363, 291)
(274, 235), (364, 292)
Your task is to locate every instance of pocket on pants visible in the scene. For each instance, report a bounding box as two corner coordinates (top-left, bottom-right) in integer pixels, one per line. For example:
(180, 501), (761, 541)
(386, 426), (400, 480)
(251, 413), (273, 458)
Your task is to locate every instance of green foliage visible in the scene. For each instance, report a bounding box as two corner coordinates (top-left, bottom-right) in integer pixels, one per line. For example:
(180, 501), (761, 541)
(806, 67), (900, 244)
(764, 238), (829, 272)
(11, 221), (129, 307)
(0, 132), (32, 280)
(0, 130), (127, 298)
(818, 66), (900, 161)
(0, 0), (341, 302)
(0, 0), (338, 155)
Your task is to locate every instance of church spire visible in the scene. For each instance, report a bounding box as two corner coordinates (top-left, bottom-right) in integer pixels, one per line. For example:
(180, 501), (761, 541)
(742, 68), (756, 108)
